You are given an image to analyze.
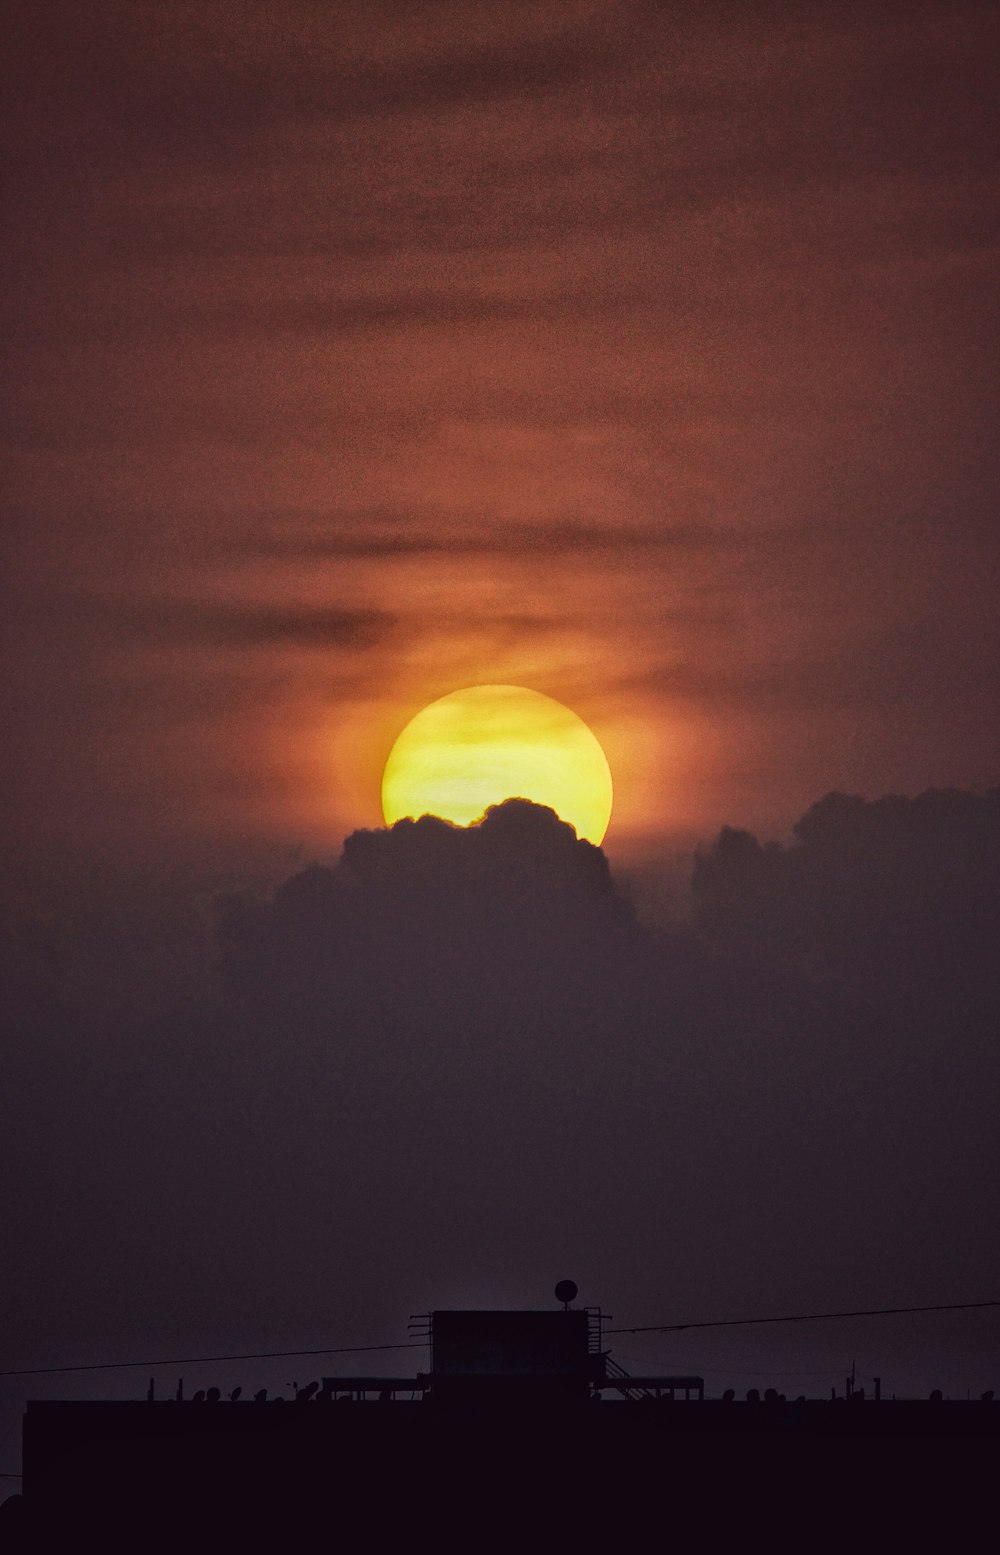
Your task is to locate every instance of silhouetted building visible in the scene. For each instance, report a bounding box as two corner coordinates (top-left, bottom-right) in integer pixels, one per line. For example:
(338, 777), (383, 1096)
(426, 1307), (592, 1404)
(18, 1289), (1000, 1547)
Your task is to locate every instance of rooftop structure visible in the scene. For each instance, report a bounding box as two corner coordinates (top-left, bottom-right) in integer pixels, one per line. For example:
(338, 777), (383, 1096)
(12, 1284), (998, 1545)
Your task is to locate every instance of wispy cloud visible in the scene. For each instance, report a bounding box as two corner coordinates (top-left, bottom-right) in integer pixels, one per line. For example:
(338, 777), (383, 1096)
(4, 0), (999, 859)
(241, 516), (726, 561)
(97, 598), (397, 652)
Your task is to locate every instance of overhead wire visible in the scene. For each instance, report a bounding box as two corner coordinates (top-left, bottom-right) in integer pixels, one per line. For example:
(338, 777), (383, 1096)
(2, 1299), (996, 1381)
(0, 1340), (426, 1380)
(605, 1298), (1000, 1336)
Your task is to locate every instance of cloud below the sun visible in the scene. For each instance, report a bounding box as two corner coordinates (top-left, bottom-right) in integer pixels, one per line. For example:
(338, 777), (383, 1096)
(5, 789), (999, 1386)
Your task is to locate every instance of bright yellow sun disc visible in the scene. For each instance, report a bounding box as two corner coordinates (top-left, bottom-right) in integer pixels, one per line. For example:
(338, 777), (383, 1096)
(381, 685), (613, 845)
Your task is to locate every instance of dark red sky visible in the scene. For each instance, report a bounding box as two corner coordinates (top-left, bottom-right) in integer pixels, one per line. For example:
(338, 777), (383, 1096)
(4, 0), (999, 895)
(4, 9), (1000, 1465)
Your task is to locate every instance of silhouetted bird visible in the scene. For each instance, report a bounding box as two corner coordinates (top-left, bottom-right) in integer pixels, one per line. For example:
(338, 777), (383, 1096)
(192, 1391), (205, 1404)
(722, 1389), (735, 1403)
(253, 1389), (268, 1403)
(746, 1388), (760, 1404)
(206, 1387), (221, 1404)
(229, 1387), (242, 1402)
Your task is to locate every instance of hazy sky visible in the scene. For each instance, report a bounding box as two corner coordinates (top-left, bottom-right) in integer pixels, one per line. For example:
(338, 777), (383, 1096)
(3, 2), (1000, 1486)
(5, 0), (999, 899)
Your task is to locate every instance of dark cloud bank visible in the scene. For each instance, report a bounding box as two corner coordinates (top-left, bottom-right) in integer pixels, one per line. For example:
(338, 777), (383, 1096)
(4, 790), (1000, 1432)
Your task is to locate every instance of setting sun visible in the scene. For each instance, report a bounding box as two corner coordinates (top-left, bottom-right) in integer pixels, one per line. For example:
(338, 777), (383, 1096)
(381, 685), (614, 844)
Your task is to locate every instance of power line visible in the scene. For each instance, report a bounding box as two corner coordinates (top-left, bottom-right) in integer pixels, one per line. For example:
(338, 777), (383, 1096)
(0, 1340), (426, 1381)
(3, 1298), (995, 1381)
(606, 1298), (1000, 1336)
